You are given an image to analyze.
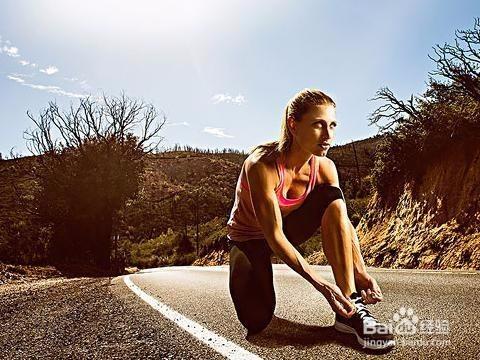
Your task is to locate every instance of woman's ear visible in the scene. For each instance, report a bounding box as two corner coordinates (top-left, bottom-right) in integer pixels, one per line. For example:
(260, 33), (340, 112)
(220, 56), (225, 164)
(288, 116), (296, 135)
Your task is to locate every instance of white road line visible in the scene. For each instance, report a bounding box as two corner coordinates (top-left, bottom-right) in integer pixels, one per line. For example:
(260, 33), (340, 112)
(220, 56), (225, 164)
(138, 266), (228, 273)
(123, 275), (262, 360)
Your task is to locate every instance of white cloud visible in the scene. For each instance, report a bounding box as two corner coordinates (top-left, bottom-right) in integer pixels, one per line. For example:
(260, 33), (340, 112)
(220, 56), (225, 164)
(40, 66), (59, 75)
(1, 45), (20, 57)
(18, 58), (37, 68)
(11, 72), (32, 78)
(203, 127), (234, 138)
(165, 121), (190, 127)
(25, 84), (61, 91)
(1, 37), (87, 98)
(7, 75), (25, 83)
(1, 37), (86, 98)
(24, 83), (84, 98)
(211, 93), (246, 105)
(7, 74), (85, 98)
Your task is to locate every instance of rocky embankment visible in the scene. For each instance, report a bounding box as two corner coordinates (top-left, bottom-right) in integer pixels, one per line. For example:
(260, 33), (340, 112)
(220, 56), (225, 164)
(353, 141), (480, 270)
(0, 263), (64, 285)
(192, 250), (229, 266)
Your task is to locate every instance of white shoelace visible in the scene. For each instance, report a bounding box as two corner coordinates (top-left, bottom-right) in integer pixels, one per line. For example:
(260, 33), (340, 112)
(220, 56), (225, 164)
(353, 299), (377, 323)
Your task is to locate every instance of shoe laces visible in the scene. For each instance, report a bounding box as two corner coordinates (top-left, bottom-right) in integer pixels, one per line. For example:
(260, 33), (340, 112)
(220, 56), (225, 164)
(353, 298), (377, 323)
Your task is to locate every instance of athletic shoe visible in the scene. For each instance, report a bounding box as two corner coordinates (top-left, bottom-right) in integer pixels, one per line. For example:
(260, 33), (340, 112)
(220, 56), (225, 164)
(334, 291), (395, 350)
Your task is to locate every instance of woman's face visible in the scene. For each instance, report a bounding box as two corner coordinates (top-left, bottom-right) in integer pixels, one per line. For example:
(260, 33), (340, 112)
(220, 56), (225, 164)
(289, 104), (337, 157)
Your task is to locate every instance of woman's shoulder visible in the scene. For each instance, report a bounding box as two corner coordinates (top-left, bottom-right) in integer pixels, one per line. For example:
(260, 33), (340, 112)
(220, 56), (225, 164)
(243, 149), (279, 181)
(315, 155), (339, 185)
(246, 148), (278, 168)
(315, 155), (335, 167)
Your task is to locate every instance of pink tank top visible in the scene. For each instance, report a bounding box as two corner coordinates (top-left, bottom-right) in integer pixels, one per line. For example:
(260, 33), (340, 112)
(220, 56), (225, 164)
(227, 155), (317, 242)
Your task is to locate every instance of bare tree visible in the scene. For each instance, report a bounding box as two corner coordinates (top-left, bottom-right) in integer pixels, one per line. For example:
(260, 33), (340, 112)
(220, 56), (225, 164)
(367, 18), (480, 203)
(24, 92), (166, 156)
(429, 17), (480, 101)
(368, 88), (424, 133)
(369, 18), (480, 133)
(23, 93), (167, 270)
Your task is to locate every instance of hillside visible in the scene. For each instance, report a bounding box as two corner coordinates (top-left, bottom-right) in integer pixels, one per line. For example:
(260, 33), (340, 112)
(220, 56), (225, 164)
(116, 151), (242, 243)
(0, 138), (380, 268)
(353, 139), (479, 270)
(0, 156), (44, 264)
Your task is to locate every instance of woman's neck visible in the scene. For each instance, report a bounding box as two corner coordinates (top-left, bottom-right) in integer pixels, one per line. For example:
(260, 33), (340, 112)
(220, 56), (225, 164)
(281, 144), (313, 175)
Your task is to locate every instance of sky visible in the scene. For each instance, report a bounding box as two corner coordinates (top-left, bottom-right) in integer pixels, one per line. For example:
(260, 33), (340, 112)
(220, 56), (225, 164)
(1, 0), (479, 157)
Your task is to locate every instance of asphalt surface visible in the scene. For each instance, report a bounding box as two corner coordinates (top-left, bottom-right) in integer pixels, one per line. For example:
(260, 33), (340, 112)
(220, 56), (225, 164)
(1, 265), (478, 359)
(0, 276), (223, 359)
(126, 265), (479, 360)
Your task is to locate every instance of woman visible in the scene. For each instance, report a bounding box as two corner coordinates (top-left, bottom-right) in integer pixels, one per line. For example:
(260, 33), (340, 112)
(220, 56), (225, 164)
(226, 88), (395, 350)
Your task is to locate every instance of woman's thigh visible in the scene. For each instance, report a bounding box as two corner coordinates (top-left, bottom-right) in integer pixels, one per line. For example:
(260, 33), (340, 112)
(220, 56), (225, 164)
(282, 184), (345, 247)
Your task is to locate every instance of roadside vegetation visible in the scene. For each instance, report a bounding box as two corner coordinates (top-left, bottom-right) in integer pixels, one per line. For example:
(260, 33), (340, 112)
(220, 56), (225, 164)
(369, 18), (480, 206)
(2, 19), (478, 272)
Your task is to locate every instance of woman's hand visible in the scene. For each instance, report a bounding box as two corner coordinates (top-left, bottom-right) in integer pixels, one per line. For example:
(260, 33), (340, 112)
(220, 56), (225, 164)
(315, 281), (356, 318)
(355, 272), (383, 304)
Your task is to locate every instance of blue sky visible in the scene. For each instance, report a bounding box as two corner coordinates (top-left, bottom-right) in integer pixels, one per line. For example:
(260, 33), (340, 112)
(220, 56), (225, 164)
(1, 0), (479, 156)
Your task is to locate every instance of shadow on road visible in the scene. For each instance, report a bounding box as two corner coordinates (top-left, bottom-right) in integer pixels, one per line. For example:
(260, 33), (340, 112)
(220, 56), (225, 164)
(245, 314), (394, 355)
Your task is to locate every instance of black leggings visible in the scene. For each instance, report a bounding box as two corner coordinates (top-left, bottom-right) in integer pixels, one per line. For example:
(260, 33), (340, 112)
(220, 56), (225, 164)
(228, 184), (345, 334)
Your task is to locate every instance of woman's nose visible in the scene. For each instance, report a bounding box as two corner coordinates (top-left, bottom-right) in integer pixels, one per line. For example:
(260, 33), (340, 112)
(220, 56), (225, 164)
(323, 126), (334, 140)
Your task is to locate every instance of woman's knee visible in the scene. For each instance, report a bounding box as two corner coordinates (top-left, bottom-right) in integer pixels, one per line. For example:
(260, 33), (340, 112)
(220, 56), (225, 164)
(321, 198), (350, 232)
(324, 198), (347, 216)
(244, 307), (274, 335)
(229, 279), (275, 334)
(308, 184), (344, 216)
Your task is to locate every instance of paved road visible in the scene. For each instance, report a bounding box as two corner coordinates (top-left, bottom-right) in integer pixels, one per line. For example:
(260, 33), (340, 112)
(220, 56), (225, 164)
(122, 265), (479, 360)
(1, 265), (478, 359)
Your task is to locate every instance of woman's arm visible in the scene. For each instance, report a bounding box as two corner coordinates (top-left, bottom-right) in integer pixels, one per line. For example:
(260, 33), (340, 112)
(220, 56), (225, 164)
(245, 159), (355, 317)
(246, 160), (318, 282)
